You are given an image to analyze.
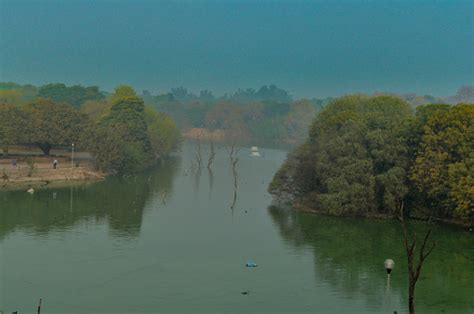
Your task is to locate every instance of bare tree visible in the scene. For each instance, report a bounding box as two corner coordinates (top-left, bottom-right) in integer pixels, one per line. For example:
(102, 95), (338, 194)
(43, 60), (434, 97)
(195, 140), (202, 168)
(230, 154), (239, 211)
(207, 140), (216, 169)
(225, 142), (240, 211)
(207, 168), (214, 197)
(398, 202), (436, 314)
(226, 141), (240, 164)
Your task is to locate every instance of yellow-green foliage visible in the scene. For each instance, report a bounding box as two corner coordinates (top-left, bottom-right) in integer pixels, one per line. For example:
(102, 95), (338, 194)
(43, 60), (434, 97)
(410, 104), (474, 218)
(24, 98), (88, 155)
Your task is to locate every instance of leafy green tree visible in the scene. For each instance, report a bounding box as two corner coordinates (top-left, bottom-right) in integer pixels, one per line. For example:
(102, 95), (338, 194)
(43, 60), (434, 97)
(23, 98), (88, 155)
(406, 104), (450, 159)
(0, 103), (30, 156)
(98, 86), (154, 172)
(81, 123), (127, 172)
(410, 104), (474, 219)
(82, 86), (182, 174)
(103, 87), (150, 145)
(270, 95), (413, 217)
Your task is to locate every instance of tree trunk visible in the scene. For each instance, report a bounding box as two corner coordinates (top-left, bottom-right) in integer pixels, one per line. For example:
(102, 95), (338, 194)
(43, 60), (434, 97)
(408, 283), (415, 314)
(207, 140), (215, 169)
(39, 143), (51, 156)
(196, 141), (202, 168)
(399, 202), (435, 314)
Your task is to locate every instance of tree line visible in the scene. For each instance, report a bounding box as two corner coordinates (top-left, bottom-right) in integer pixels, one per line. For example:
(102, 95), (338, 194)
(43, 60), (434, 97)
(269, 95), (473, 223)
(2, 82), (471, 145)
(141, 85), (473, 144)
(0, 84), (181, 174)
(145, 85), (330, 144)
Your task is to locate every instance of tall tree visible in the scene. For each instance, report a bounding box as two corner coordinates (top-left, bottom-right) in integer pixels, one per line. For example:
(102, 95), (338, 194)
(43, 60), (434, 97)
(99, 86), (153, 172)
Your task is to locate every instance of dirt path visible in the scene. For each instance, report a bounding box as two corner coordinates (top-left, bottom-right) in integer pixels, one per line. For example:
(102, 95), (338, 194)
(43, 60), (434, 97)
(1, 156), (105, 189)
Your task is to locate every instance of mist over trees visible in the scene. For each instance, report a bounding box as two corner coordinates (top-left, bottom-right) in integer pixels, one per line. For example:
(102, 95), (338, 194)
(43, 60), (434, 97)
(144, 84), (329, 144)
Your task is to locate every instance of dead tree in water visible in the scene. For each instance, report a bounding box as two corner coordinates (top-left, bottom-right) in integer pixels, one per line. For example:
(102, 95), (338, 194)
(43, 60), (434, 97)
(226, 142), (240, 164)
(207, 140), (216, 169)
(224, 141), (240, 210)
(227, 142), (235, 162)
(398, 203), (436, 314)
(195, 140), (202, 168)
(230, 157), (239, 210)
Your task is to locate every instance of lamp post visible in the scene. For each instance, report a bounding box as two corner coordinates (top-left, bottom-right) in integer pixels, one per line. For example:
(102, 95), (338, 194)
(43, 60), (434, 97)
(71, 143), (75, 169)
(384, 259), (395, 314)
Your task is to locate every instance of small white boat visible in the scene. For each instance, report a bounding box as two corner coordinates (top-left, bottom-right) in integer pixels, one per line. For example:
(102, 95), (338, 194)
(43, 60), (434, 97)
(250, 146), (261, 157)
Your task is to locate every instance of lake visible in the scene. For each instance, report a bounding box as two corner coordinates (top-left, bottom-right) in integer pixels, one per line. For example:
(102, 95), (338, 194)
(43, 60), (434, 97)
(1, 142), (473, 313)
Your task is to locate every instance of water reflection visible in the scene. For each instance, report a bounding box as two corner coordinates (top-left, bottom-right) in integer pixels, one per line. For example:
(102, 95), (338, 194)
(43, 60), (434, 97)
(207, 168), (214, 199)
(193, 167), (202, 193)
(0, 156), (181, 240)
(268, 206), (474, 312)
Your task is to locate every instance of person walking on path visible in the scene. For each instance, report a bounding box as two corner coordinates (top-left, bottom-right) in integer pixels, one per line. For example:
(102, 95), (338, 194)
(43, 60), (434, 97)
(53, 159), (58, 169)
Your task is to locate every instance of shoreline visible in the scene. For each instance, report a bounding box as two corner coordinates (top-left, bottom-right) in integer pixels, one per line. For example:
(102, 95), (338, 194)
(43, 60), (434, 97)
(1, 150), (105, 190)
(272, 200), (474, 230)
(1, 166), (105, 190)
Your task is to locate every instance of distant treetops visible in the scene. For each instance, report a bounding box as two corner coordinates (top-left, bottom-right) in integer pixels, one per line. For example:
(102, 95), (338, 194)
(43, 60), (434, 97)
(269, 95), (473, 223)
(0, 84), (181, 174)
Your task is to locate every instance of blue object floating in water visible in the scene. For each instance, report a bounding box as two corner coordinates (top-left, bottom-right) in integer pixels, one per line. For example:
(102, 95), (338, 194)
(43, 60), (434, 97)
(246, 260), (258, 267)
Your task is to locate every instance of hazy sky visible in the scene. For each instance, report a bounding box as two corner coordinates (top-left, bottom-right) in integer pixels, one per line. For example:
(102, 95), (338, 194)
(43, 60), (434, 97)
(1, 0), (473, 97)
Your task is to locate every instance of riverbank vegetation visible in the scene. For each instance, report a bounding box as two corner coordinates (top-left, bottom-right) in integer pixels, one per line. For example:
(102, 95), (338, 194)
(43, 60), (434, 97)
(269, 95), (473, 225)
(0, 83), (181, 174)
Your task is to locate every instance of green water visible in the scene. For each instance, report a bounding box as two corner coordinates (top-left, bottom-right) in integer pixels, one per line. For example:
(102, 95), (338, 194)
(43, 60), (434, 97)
(1, 143), (473, 313)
